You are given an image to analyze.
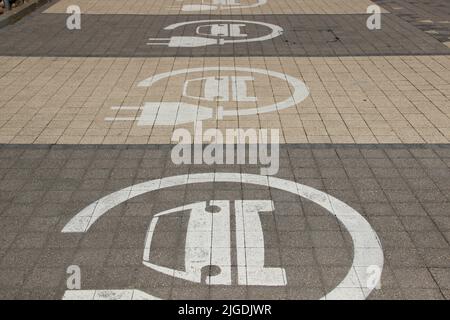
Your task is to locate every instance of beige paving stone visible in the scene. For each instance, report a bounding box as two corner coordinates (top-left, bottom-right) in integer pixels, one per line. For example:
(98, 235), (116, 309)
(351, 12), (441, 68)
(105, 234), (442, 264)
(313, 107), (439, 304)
(0, 136), (14, 143)
(56, 136), (83, 144)
(353, 135), (378, 143)
(330, 136), (355, 143)
(1, 55), (450, 144)
(34, 136), (60, 144)
(45, 0), (387, 15)
(9, 136), (37, 144)
(79, 136), (105, 144)
(306, 136), (332, 143)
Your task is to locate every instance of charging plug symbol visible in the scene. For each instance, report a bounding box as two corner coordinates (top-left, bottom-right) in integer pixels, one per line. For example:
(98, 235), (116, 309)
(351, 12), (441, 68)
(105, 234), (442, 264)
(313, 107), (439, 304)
(147, 36), (221, 48)
(105, 102), (214, 126)
(146, 20), (283, 48)
(147, 23), (245, 47)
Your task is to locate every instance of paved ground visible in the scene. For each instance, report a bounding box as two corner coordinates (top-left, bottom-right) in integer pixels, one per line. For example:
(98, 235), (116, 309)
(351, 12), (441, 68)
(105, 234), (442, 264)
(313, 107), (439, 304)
(1, 14), (448, 56)
(373, 0), (450, 45)
(1, 144), (450, 300)
(0, 0), (450, 300)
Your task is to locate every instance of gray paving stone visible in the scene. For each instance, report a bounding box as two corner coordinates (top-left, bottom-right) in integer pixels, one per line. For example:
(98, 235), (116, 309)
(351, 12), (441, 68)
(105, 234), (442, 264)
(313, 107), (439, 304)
(401, 288), (445, 300)
(0, 144), (449, 299)
(73, 249), (110, 267)
(429, 268), (450, 289)
(0, 249), (41, 270)
(385, 248), (427, 267)
(367, 288), (404, 300)
(374, 0), (450, 44)
(400, 216), (439, 231)
(0, 13), (448, 57)
(410, 232), (449, 249)
(0, 268), (27, 288)
(11, 232), (48, 249)
(418, 249), (450, 268)
(22, 267), (65, 289)
(392, 268), (438, 289)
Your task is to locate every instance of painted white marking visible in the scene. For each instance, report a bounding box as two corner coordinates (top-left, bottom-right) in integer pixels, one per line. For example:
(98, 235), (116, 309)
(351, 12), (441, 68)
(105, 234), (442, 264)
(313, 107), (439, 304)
(106, 67), (309, 126)
(62, 173), (384, 300)
(143, 200), (283, 286)
(178, 0), (268, 12)
(197, 23), (247, 37)
(143, 201), (232, 285)
(147, 19), (283, 47)
(235, 200), (286, 286)
(183, 76), (256, 102)
(232, 76), (257, 102)
(62, 290), (160, 300)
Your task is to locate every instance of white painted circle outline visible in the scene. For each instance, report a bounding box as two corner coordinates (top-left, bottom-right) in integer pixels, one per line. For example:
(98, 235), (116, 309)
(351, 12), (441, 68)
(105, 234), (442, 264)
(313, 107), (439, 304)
(63, 172), (383, 300)
(138, 67), (310, 118)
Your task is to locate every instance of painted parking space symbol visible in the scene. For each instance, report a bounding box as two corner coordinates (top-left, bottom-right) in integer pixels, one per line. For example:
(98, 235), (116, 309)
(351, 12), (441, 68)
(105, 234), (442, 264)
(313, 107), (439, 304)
(105, 67), (309, 126)
(62, 173), (384, 300)
(147, 20), (283, 47)
(173, 0), (268, 12)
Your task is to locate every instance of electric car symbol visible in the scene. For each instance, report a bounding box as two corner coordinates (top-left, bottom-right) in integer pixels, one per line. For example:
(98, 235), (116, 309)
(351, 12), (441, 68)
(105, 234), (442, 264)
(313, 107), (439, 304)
(143, 200), (286, 286)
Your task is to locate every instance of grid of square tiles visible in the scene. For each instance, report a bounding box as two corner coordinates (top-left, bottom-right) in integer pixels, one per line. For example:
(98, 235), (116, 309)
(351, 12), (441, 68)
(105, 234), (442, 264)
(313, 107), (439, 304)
(3, 12), (447, 57)
(1, 55), (450, 144)
(44, 0), (387, 15)
(0, 145), (450, 299)
(374, 0), (450, 46)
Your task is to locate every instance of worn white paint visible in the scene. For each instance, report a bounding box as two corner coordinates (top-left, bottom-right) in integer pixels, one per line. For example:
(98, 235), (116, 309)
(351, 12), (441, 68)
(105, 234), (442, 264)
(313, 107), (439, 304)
(143, 200), (232, 285)
(235, 200), (286, 286)
(62, 173), (383, 300)
(143, 200), (285, 286)
(183, 76), (257, 102)
(63, 290), (160, 300)
(197, 23), (247, 37)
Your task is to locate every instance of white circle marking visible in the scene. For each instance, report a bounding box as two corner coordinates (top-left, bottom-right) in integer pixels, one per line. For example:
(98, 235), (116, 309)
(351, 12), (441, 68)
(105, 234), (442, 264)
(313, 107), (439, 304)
(62, 172), (383, 300)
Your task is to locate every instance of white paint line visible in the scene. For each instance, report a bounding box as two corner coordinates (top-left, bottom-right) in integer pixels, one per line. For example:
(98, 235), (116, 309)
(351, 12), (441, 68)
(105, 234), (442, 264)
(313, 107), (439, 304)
(235, 200), (286, 285)
(63, 290), (160, 300)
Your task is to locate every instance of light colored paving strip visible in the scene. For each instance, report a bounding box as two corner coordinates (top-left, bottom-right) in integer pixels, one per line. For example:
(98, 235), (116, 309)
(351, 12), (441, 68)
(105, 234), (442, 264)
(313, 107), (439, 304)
(1, 55), (449, 144)
(44, 0), (388, 15)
